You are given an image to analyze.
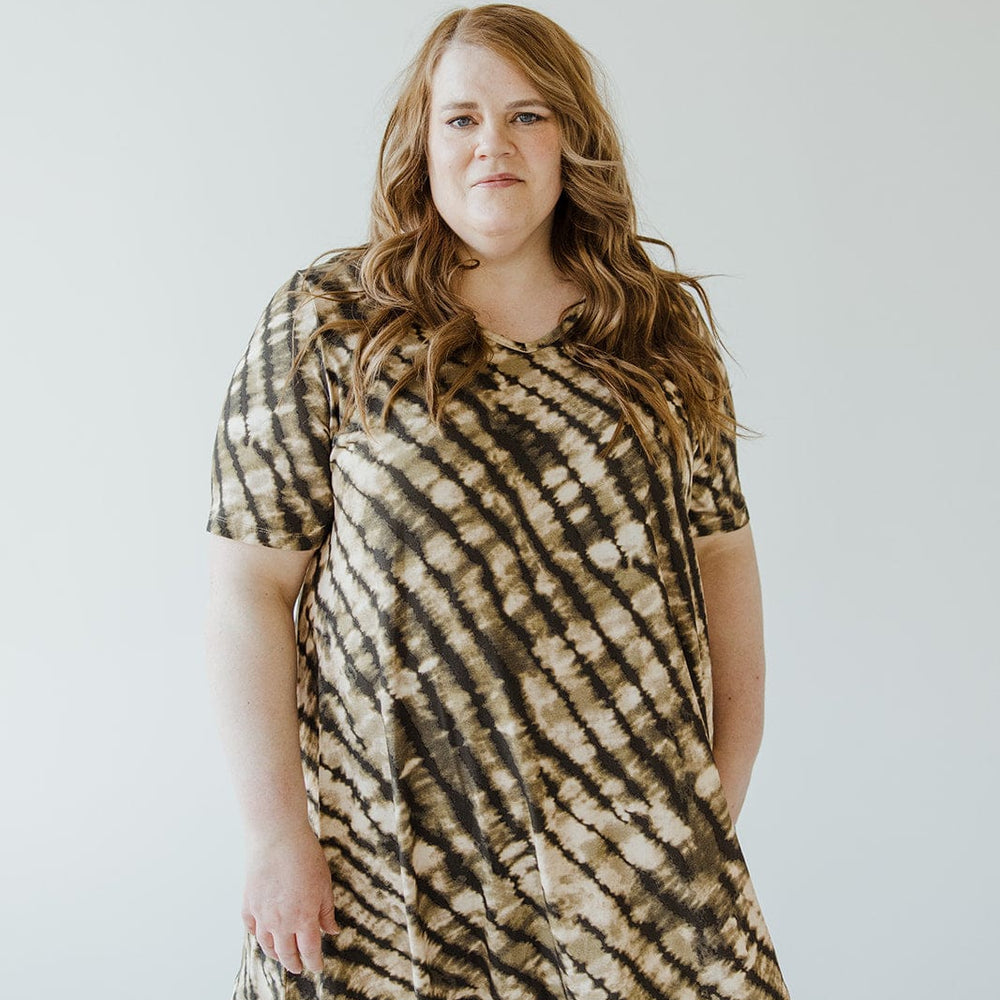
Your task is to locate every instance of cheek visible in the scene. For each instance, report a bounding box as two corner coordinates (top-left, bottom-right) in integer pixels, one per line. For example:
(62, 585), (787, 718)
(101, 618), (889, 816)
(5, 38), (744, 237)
(533, 135), (564, 187)
(426, 150), (465, 222)
(428, 144), (465, 191)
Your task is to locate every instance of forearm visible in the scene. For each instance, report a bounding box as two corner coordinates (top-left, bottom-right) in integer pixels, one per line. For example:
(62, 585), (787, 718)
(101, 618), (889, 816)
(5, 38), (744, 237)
(205, 584), (310, 840)
(711, 697), (763, 825)
(694, 524), (766, 826)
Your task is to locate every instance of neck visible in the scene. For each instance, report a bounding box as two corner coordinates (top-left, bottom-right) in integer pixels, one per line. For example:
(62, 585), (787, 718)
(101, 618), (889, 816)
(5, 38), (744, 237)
(456, 243), (563, 304)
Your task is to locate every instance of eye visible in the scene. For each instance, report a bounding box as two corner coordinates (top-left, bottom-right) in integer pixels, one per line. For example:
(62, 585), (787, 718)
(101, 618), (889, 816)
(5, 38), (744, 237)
(514, 111), (543, 124)
(446, 115), (475, 128)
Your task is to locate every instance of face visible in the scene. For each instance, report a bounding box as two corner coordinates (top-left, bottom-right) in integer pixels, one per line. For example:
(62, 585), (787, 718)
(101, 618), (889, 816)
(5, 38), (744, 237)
(426, 43), (563, 264)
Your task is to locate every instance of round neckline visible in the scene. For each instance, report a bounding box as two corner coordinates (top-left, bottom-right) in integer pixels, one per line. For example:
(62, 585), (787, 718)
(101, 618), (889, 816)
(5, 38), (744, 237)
(479, 302), (584, 354)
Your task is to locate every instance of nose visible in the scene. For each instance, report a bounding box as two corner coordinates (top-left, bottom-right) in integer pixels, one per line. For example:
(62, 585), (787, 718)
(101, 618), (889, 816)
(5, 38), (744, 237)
(475, 118), (514, 158)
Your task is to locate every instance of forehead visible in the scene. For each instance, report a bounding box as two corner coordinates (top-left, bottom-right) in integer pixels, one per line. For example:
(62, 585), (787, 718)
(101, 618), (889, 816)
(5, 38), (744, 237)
(429, 43), (542, 103)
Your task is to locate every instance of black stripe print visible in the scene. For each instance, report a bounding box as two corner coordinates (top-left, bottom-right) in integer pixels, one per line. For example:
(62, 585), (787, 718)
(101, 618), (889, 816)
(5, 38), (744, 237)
(209, 257), (789, 999)
(316, 430), (764, 977)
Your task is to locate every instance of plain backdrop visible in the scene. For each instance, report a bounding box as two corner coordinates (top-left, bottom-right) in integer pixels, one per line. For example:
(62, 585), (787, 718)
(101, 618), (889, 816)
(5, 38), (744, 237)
(1, 1), (997, 997)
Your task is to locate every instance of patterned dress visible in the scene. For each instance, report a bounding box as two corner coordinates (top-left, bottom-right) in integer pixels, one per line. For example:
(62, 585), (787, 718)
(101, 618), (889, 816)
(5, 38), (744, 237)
(208, 254), (791, 1000)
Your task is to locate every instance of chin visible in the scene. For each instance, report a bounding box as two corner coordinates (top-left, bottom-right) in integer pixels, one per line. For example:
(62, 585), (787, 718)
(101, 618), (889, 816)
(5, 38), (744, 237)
(466, 222), (549, 250)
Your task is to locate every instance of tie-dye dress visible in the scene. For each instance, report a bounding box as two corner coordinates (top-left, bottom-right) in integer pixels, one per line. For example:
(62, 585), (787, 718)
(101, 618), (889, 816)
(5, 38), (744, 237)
(207, 254), (791, 1000)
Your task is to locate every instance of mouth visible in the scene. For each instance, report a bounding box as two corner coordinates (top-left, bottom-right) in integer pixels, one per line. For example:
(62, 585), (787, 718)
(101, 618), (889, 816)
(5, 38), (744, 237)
(474, 174), (521, 187)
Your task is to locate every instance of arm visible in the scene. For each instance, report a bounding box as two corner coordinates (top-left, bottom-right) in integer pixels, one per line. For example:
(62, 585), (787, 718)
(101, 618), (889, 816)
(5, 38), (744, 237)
(692, 522), (765, 826)
(205, 533), (339, 974)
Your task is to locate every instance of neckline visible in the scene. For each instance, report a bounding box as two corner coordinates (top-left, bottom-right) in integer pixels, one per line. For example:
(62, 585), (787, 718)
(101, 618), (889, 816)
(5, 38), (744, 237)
(479, 302), (584, 354)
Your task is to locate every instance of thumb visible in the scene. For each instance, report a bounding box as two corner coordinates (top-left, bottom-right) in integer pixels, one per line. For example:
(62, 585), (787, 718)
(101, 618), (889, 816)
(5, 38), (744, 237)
(319, 896), (340, 935)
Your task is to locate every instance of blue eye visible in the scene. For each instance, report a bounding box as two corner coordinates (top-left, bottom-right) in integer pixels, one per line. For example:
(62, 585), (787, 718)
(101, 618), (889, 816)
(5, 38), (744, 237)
(445, 111), (546, 129)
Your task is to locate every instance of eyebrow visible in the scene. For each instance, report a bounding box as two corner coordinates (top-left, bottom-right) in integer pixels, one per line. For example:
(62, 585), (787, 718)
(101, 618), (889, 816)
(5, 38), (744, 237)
(437, 99), (551, 113)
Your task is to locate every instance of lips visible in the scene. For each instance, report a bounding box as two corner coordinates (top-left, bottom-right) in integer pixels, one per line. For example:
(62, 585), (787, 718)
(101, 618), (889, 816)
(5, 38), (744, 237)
(474, 173), (520, 186)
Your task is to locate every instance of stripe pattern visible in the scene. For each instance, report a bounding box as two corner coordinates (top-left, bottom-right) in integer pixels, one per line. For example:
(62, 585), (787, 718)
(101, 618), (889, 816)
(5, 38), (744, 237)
(208, 258), (790, 1000)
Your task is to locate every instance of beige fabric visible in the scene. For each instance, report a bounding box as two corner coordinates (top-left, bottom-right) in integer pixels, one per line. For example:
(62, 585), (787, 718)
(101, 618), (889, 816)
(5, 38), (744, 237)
(208, 255), (790, 1000)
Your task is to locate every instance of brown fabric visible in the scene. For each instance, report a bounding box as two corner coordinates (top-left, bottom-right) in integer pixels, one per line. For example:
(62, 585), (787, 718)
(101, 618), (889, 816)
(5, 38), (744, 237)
(208, 256), (789, 1000)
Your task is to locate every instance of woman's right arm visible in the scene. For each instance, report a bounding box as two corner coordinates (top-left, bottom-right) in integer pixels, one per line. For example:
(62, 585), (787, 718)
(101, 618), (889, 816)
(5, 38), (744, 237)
(205, 533), (340, 975)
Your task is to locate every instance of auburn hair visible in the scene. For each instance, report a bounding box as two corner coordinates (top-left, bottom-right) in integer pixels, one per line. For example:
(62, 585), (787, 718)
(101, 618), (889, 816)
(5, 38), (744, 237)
(296, 3), (745, 463)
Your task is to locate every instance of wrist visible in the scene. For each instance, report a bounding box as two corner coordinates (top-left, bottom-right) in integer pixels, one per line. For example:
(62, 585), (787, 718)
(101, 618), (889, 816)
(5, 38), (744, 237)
(243, 805), (314, 849)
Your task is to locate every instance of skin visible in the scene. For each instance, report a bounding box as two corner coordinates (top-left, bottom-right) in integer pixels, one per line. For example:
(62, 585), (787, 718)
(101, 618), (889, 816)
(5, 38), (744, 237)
(425, 42), (585, 339)
(692, 522), (766, 825)
(205, 537), (333, 975)
(206, 41), (767, 977)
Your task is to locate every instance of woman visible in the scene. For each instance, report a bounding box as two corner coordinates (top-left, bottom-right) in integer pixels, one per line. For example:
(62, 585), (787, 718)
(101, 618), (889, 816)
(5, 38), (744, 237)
(206, 5), (791, 999)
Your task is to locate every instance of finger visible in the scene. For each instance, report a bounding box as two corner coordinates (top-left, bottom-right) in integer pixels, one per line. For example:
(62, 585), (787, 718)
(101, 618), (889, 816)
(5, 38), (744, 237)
(319, 897), (340, 936)
(296, 925), (324, 973)
(257, 929), (279, 963)
(273, 932), (304, 975)
(242, 912), (257, 936)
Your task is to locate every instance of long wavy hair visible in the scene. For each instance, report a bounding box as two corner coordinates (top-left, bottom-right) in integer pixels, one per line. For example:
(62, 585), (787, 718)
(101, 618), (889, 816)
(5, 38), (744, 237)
(297, 3), (744, 463)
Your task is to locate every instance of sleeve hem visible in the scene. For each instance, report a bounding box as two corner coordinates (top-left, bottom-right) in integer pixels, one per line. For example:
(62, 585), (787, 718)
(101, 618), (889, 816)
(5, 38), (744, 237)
(690, 508), (750, 538)
(206, 517), (324, 552)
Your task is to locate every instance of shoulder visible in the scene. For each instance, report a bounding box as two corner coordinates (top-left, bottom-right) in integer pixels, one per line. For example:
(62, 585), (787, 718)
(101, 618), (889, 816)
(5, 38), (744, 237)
(250, 246), (370, 360)
(297, 245), (367, 315)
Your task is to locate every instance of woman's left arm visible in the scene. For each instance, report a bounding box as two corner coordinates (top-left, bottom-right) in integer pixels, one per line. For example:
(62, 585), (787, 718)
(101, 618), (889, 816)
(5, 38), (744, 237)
(692, 522), (766, 826)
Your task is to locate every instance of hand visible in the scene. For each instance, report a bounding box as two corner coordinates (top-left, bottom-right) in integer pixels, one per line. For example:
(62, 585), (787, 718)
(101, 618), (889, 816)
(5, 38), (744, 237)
(241, 823), (340, 974)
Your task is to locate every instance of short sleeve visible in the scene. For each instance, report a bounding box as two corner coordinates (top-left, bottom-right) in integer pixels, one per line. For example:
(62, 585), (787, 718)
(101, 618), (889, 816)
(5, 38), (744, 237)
(207, 270), (336, 550)
(687, 377), (750, 537)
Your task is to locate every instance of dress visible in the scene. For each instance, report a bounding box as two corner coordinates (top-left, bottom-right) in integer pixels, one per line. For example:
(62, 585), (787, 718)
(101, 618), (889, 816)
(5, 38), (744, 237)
(207, 255), (791, 1000)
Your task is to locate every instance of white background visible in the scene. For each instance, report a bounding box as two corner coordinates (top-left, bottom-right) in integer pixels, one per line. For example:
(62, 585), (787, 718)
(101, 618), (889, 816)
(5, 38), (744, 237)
(1, 1), (996, 997)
